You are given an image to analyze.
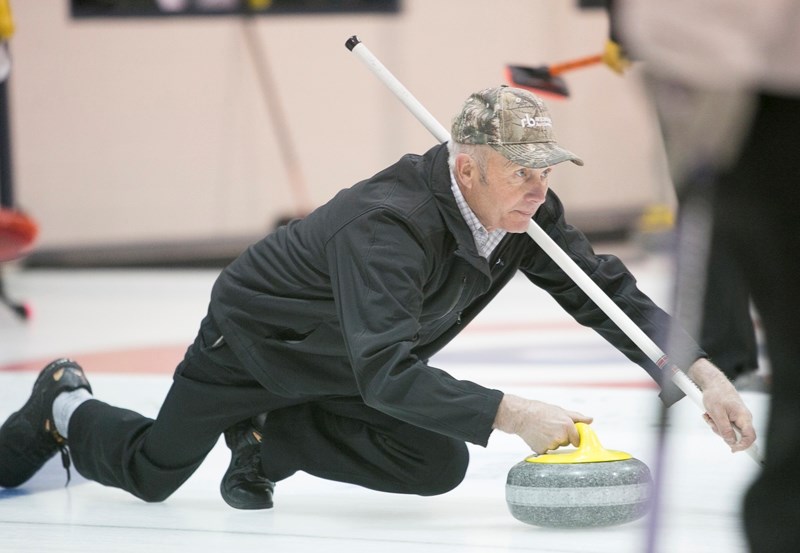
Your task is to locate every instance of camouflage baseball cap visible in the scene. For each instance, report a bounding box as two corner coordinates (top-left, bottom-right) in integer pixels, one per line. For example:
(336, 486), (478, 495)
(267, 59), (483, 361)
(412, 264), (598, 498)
(451, 86), (583, 168)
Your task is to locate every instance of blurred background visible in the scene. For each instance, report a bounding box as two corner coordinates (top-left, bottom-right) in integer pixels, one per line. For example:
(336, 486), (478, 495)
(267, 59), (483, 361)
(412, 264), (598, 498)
(4, 0), (672, 268)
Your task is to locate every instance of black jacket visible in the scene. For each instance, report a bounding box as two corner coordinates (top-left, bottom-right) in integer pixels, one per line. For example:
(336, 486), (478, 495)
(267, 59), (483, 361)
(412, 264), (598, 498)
(211, 143), (698, 447)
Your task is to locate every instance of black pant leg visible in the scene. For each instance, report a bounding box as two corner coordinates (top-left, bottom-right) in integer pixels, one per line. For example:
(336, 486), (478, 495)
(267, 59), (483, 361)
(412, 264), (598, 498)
(260, 398), (470, 496)
(698, 228), (758, 378)
(712, 93), (800, 553)
(67, 313), (297, 502)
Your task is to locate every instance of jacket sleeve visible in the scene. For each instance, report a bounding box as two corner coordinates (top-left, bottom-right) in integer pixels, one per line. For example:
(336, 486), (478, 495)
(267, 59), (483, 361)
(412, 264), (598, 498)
(325, 207), (503, 445)
(519, 191), (703, 405)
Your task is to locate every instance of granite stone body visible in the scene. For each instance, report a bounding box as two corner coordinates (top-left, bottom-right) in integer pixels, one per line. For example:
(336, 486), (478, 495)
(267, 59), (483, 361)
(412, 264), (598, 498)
(505, 457), (653, 527)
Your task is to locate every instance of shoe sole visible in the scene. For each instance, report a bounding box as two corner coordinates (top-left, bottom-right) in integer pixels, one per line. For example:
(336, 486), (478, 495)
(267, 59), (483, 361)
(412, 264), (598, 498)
(219, 480), (274, 510)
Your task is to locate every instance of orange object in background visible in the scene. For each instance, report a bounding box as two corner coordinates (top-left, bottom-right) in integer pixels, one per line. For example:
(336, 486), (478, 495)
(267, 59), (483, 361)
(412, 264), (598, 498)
(0, 208), (37, 261)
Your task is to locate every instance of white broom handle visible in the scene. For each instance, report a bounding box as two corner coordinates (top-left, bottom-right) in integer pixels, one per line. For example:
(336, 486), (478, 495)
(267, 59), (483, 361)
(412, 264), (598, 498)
(346, 36), (451, 143)
(523, 220), (703, 398)
(346, 35), (762, 466)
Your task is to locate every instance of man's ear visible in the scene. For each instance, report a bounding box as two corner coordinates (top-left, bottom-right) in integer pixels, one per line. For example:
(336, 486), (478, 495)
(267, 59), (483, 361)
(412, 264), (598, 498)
(455, 153), (475, 190)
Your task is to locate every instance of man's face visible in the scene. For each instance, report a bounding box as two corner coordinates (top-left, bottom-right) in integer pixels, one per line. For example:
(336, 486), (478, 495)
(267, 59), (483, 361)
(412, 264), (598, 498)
(457, 148), (553, 233)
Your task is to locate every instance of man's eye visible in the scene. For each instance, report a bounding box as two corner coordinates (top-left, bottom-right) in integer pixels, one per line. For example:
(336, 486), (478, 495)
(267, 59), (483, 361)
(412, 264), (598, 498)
(516, 169), (527, 178)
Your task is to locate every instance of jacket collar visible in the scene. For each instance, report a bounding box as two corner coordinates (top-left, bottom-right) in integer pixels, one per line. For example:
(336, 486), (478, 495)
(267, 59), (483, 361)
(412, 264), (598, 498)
(423, 144), (492, 276)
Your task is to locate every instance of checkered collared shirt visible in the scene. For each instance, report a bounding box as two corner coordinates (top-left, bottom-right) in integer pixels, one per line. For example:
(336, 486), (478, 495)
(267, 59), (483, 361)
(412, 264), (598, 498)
(450, 171), (506, 259)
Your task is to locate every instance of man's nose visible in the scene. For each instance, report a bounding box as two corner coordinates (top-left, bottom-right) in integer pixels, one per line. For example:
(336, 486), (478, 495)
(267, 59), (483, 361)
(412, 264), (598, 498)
(526, 178), (548, 202)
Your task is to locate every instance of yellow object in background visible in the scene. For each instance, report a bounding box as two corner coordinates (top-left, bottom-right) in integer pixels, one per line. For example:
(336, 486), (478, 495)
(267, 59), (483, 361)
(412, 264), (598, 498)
(0, 0), (14, 42)
(248, 0), (274, 10)
(638, 204), (675, 234)
(602, 39), (631, 75)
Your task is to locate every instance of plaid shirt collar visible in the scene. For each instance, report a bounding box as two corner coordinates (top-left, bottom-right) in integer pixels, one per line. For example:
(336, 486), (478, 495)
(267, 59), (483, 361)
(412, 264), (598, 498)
(449, 170), (507, 259)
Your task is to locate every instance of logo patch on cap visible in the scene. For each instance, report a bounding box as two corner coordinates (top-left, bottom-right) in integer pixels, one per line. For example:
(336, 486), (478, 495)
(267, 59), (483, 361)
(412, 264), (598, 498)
(520, 114), (552, 128)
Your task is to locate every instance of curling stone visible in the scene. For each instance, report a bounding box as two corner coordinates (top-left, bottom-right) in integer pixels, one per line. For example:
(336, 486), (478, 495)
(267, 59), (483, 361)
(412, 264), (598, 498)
(505, 422), (652, 528)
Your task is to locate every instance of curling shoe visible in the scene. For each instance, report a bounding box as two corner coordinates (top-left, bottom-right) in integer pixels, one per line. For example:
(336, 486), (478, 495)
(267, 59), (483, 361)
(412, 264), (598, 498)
(0, 358), (92, 488)
(220, 418), (275, 509)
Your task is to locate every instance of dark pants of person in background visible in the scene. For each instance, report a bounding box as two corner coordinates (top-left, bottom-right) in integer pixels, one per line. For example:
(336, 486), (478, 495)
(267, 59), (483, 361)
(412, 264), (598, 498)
(699, 225), (759, 381)
(675, 176), (760, 384)
(716, 93), (800, 553)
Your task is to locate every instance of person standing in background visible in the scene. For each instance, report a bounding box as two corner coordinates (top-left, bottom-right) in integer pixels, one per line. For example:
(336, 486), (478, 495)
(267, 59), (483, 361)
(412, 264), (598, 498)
(600, 0), (767, 392)
(617, 1), (800, 550)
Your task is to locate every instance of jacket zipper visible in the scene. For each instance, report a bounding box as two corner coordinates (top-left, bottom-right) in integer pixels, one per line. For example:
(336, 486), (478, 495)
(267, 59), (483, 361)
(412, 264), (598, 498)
(433, 275), (467, 323)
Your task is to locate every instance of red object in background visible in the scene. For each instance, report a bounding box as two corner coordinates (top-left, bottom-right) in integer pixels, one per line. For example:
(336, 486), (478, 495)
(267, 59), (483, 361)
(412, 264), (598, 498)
(0, 208), (38, 261)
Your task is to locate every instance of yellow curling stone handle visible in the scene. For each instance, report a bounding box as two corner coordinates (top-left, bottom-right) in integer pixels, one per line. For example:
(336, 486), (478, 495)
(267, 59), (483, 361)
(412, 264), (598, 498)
(525, 422), (632, 464)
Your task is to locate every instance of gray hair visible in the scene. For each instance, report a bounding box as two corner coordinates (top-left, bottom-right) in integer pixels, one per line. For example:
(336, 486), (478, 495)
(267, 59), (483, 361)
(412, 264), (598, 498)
(447, 140), (491, 176)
